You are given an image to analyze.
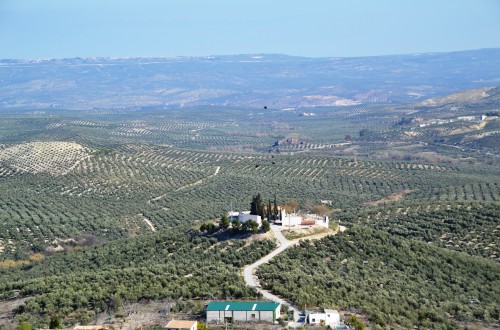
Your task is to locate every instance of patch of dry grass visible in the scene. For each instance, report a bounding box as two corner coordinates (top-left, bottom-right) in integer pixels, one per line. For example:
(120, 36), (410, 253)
(0, 253), (44, 269)
(282, 226), (333, 240)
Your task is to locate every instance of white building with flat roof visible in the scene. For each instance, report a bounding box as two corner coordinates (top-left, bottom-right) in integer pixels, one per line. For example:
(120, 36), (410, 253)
(238, 211), (262, 225)
(227, 211), (262, 225)
(306, 309), (340, 327)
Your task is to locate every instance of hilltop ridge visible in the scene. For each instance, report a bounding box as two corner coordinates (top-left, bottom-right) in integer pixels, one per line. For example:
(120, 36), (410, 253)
(0, 48), (499, 110)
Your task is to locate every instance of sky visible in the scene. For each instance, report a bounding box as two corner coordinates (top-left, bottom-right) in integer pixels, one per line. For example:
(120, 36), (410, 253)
(1, 0), (499, 59)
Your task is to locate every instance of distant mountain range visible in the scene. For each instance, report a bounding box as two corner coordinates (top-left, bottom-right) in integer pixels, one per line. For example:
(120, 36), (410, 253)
(0, 48), (499, 110)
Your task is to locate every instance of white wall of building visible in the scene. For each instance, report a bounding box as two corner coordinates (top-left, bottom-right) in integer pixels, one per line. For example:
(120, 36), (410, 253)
(207, 310), (278, 323)
(280, 209), (302, 227)
(227, 211), (239, 221)
(307, 310), (340, 327)
(316, 216), (329, 228)
(257, 311), (275, 322)
(227, 211), (262, 225)
(237, 212), (262, 225)
(282, 214), (302, 227)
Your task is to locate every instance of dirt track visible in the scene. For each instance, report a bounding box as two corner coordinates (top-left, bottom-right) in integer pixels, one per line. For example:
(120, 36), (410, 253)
(242, 224), (346, 326)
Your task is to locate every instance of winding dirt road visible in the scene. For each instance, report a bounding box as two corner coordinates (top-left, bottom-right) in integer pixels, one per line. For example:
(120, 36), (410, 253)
(242, 224), (346, 324)
(243, 225), (302, 322)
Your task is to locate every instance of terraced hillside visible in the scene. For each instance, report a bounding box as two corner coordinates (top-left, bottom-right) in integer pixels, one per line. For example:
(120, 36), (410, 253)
(0, 106), (497, 259)
(350, 203), (499, 260)
(0, 141), (90, 175)
(257, 227), (499, 329)
(0, 227), (276, 327)
(0, 96), (498, 329)
(1, 137), (498, 261)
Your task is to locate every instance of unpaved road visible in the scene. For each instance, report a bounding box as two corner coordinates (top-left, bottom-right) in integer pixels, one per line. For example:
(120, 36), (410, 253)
(175, 166), (220, 192)
(243, 224), (346, 325)
(147, 166), (221, 204)
(142, 217), (156, 232)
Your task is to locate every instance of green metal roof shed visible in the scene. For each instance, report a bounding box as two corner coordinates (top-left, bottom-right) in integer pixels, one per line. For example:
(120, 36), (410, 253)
(206, 301), (280, 311)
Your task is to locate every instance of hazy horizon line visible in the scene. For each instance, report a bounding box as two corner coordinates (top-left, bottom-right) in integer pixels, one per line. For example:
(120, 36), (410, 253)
(2, 47), (499, 62)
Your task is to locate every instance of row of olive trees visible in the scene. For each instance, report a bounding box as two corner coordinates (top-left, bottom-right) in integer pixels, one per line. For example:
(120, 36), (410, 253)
(257, 227), (500, 329)
(0, 226), (277, 328)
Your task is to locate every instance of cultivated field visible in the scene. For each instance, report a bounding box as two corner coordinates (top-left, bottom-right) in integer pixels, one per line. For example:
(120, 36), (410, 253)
(0, 99), (498, 329)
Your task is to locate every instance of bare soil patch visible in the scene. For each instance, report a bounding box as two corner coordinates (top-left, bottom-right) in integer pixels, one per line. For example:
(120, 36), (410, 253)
(0, 297), (30, 326)
(363, 189), (414, 207)
(282, 226), (335, 241)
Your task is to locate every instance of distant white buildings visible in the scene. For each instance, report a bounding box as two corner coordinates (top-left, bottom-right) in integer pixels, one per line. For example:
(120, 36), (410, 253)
(457, 115), (479, 122)
(417, 114), (497, 128)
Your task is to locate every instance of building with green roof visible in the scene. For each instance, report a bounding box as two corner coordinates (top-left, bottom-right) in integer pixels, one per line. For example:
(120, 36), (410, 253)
(206, 301), (281, 323)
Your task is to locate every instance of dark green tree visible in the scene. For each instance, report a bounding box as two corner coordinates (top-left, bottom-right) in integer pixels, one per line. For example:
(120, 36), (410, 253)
(219, 215), (230, 230)
(243, 220), (259, 233)
(232, 219), (241, 233)
(262, 220), (271, 232)
(49, 316), (62, 329)
(273, 195), (279, 220)
(250, 194), (264, 216)
(200, 223), (216, 233)
(267, 200), (272, 220)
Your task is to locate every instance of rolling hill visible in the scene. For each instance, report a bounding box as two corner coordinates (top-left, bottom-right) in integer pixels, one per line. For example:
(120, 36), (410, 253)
(0, 48), (499, 110)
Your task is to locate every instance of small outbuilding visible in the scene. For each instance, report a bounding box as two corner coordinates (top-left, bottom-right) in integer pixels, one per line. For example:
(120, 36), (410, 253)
(306, 309), (340, 327)
(206, 301), (281, 323)
(165, 320), (197, 330)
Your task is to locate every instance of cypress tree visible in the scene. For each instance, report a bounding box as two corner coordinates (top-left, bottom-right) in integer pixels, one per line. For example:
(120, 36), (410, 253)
(273, 194), (279, 220)
(250, 193), (263, 216)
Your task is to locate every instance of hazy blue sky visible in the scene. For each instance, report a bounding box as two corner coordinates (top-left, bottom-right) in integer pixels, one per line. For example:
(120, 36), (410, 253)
(1, 0), (499, 59)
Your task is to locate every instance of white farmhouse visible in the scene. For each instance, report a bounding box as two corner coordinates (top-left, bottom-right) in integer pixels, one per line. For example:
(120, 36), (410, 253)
(306, 309), (340, 327)
(238, 211), (262, 225)
(227, 211), (262, 226)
